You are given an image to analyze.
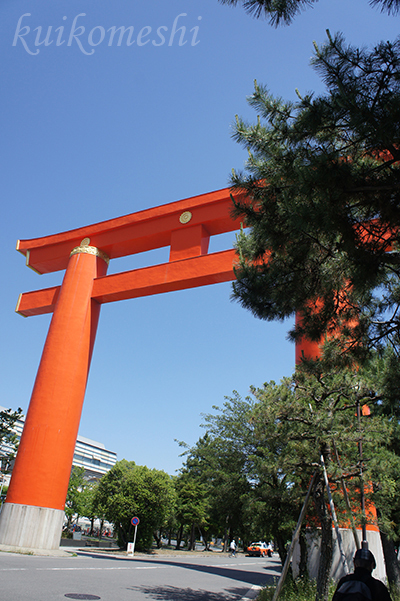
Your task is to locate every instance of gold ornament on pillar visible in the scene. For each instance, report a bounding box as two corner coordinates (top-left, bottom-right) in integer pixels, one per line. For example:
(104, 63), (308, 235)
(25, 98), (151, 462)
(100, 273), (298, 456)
(70, 238), (110, 265)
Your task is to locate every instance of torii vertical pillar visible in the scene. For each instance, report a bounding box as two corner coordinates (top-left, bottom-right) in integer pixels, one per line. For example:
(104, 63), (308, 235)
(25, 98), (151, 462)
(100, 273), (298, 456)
(0, 240), (108, 550)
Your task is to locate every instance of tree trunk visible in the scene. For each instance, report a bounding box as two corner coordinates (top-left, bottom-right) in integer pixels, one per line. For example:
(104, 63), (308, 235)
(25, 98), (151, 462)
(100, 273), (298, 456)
(188, 523), (196, 550)
(276, 533), (288, 566)
(379, 529), (400, 590)
(199, 527), (209, 550)
(223, 515), (230, 552)
(313, 473), (333, 601)
(154, 530), (162, 548)
(175, 524), (183, 550)
(118, 523), (127, 547)
(98, 519), (104, 540)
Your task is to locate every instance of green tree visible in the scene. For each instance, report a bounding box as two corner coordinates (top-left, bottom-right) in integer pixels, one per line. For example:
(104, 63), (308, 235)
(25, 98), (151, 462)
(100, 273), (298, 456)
(368, 426), (400, 589)
(218, 0), (400, 26)
(217, 0), (400, 366)
(0, 407), (22, 474)
(174, 467), (210, 550)
(178, 395), (260, 552)
(180, 394), (302, 555)
(64, 466), (86, 529)
(361, 348), (400, 587)
(249, 367), (395, 601)
(95, 460), (175, 550)
(199, 395), (264, 550)
(180, 363), (398, 599)
(79, 482), (98, 536)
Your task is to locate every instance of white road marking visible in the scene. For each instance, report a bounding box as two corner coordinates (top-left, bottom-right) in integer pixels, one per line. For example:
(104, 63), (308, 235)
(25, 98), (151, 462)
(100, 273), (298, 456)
(0, 566), (164, 572)
(0, 559), (265, 572)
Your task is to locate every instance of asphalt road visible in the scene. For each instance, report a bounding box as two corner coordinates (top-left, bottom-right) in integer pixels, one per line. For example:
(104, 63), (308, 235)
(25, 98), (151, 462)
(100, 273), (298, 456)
(0, 550), (281, 601)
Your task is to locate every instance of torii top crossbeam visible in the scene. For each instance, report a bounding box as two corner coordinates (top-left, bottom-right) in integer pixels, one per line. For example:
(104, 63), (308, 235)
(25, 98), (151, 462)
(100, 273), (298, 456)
(16, 187), (245, 317)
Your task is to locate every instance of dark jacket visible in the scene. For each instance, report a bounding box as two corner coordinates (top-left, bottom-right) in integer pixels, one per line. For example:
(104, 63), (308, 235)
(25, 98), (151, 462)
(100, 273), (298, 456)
(332, 567), (392, 601)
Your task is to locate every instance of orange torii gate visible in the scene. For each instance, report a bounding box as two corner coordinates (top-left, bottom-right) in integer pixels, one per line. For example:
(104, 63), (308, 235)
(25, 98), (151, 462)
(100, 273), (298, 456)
(0, 185), (376, 560)
(1, 186), (278, 551)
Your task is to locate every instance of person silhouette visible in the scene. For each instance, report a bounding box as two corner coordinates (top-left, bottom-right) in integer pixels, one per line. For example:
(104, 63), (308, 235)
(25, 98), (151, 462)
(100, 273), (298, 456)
(332, 549), (392, 601)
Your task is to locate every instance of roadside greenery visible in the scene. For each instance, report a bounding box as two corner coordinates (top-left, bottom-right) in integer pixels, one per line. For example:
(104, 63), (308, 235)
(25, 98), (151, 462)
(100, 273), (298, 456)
(182, 365), (399, 596)
(258, 579), (336, 601)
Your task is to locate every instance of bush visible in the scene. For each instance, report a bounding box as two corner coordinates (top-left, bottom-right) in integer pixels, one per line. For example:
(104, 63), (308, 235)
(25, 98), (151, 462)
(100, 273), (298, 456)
(61, 530), (73, 539)
(257, 578), (335, 601)
(258, 579), (400, 601)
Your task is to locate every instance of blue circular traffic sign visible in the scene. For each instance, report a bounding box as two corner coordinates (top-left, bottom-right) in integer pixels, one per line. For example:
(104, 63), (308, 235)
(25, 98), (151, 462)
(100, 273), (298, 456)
(131, 516), (140, 526)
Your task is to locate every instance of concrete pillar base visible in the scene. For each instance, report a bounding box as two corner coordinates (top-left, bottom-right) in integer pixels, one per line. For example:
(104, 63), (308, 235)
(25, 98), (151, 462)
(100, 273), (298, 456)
(292, 528), (386, 583)
(0, 503), (64, 551)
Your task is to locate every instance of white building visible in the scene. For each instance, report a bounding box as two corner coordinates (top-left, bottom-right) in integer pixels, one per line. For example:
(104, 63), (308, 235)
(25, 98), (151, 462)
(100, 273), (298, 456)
(72, 434), (117, 480)
(0, 406), (117, 485)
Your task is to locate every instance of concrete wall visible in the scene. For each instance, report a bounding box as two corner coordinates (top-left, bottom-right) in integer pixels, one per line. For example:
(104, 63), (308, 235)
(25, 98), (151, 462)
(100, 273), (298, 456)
(292, 529), (386, 583)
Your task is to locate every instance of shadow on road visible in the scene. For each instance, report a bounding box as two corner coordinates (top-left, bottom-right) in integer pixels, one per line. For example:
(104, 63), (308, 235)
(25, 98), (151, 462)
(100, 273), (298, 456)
(78, 552), (281, 584)
(126, 584), (259, 601)
(76, 551), (281, 588)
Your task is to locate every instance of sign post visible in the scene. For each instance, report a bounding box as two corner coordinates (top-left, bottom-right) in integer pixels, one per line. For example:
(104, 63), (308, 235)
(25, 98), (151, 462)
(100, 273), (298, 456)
(129, 516), (140, 556)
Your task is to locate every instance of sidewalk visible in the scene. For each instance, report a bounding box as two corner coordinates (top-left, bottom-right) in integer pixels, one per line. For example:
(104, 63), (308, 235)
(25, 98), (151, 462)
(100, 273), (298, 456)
(0, 542), (75, 556)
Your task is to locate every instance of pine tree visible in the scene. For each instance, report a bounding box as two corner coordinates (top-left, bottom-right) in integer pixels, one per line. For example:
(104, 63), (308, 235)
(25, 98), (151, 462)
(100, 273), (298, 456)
(229, 33), (400, 363)
(250, 368), (395, 601)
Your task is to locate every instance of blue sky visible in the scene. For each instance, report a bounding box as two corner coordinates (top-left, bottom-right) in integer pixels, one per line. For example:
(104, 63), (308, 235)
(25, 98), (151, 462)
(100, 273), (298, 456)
(1, 0), (398, 475)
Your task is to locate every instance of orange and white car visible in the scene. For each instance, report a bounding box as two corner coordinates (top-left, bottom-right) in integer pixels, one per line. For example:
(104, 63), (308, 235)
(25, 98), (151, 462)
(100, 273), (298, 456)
(247, 541), (272, 557)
